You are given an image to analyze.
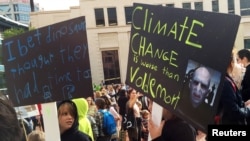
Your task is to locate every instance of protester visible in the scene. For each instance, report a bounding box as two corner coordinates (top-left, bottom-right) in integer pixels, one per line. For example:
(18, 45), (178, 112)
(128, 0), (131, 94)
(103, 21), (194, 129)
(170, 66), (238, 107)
(95, 91), (103, 99)
(57, 100), (91, 141)
(0, 95), (23, 141)
(87, 113), (98, 141)
(34, 103), (44, 131)
(148, 107), (196, 141)
(216, 53), (250, 125)
(117, 89), (128, 130)
(19, 118), (33, 141)
(72, 98), (94, 141)
(237, 49), (250, 102)
(138, 93), (150, 111)
(126, 88), (141, 141)
(230, 48), (245, 88)
(27, 130), (45, 141)
(94, 98), (112, 141)
(141, 109), (150, 141)
(86, 96), (97, 117)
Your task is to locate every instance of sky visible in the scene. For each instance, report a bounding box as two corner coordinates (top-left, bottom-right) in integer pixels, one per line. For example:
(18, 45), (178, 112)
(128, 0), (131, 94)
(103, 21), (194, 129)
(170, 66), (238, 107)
(34, 0), (79, 11)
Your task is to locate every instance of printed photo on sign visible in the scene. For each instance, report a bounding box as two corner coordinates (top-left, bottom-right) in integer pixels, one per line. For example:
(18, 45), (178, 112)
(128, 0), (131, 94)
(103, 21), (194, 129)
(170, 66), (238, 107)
(177, 59), (221, 131)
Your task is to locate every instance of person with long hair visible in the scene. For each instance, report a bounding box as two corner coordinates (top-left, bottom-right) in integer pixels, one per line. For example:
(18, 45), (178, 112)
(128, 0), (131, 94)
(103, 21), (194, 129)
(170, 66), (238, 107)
(0, 92), (23, 141)
(125, 88), (141, 141)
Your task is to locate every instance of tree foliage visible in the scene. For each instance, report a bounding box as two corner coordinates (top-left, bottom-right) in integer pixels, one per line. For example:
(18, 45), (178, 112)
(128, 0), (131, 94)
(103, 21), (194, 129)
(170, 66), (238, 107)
(2, 28), (26, 39)
(2, 27), (35, 39)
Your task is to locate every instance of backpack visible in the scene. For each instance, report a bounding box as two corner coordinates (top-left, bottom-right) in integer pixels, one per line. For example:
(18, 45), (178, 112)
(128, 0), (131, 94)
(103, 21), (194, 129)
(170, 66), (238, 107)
(99, 109), (117, 135)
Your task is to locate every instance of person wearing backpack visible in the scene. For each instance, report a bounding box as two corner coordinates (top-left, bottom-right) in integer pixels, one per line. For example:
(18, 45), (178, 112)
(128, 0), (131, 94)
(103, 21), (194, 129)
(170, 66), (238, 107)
(101, 95), (121, 141)
(94, 98), (117, 141)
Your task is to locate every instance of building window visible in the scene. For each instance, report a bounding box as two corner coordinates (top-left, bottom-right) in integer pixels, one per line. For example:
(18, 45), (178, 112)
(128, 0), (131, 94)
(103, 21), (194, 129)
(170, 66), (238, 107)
(195, 2), (203, 11)
(125, 7), (133, 24)
(244, 39), (250, 49)
(102, 50), (121, 84)
(228, 0), (235, 14)
(0, 5), (10, 12)
(212, 0), (219, 12)
(240, 0), (250, 16)
(95, 8), (105, 26)
(15, 14), (20, 21)
(19, 13), (29, 21)
(166, 4), (174, 7)
(107, 8), (117, 26)
(182, 3), (191, 9)
(14, 4), (19, 11)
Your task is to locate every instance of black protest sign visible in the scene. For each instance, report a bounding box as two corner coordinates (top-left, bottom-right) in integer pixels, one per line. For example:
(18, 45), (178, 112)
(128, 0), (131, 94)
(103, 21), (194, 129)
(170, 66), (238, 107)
(125, 3), (240, 133)
(3, 16), (93, 106)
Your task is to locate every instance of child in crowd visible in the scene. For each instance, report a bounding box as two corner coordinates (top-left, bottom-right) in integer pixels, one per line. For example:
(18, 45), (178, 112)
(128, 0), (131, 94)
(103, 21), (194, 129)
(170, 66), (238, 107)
(141, 109), (150, 141)
(57, 100), (91, 141)
(73, 98), (94, 141)
(27, 130), (45, 141)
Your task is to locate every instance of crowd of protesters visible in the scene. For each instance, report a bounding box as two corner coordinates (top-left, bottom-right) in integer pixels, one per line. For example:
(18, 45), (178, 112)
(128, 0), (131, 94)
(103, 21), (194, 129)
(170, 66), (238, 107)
(1, 48), (250, 141)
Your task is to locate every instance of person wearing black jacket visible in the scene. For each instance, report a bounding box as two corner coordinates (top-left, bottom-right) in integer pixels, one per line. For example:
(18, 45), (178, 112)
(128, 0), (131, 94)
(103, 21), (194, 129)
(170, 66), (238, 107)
(237, 49), (250, 102)
(57, 100), (91, 141)
(148, 107), (196, 141)
(117, 89), (128, 129)
(216, 53), (250, 125)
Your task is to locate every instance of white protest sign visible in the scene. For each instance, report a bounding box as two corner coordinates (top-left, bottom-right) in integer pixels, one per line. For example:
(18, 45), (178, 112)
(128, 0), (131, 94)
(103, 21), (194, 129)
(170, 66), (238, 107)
(42, 102), (60, 141)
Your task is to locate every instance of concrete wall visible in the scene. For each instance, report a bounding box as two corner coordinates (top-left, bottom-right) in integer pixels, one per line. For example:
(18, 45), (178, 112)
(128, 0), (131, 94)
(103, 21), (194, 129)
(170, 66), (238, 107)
(30, 0), (250, 84)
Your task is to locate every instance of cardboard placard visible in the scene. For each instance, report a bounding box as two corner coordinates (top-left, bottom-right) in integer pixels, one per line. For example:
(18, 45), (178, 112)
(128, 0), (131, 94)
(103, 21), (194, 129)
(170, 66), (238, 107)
(125, 3), (240, 132)
(3, 16), (93, 106)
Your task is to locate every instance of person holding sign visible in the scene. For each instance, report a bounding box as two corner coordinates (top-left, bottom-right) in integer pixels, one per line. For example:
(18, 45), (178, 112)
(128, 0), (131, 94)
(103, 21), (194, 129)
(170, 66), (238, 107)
(57, 100), (91, 141)
(148, 107), (197, 141)
(216, 53), (250, 125)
